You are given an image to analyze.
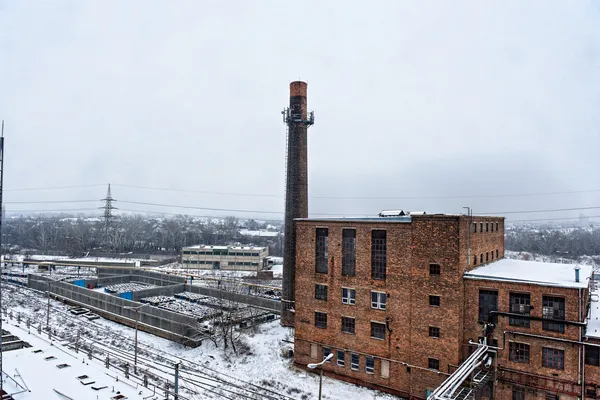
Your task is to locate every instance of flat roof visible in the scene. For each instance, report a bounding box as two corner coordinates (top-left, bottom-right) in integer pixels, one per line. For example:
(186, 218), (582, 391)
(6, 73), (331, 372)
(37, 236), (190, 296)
(587, 277), (600, 339)
(464, 258), (593, 289)
(2, 325), (154, 399)
(296, 214), (504, 223)
(183, 245), (266, 251)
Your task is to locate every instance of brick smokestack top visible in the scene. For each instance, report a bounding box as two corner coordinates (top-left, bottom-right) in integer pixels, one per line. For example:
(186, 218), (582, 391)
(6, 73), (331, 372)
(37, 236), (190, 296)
(289, 81), (307, 97)
(281, 81), (311, 327)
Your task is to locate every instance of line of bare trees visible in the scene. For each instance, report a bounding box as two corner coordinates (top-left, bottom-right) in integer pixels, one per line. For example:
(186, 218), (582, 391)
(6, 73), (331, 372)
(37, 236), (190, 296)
(2, 214), (283, 257)
(505, 225), (600, 258)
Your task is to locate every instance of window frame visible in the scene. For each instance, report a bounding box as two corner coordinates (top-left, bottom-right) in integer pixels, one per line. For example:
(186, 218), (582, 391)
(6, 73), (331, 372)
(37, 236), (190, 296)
(428, 358), (439, 371)
(509, 341), (530, 364)
(585, 345), (600, 366)
(315, 311), (327, 329)
(337, 350), (345, 367)
(365, 356), (375, 374)
(509, 292), (531, 328)
(479, 289), (498, 323)
(341, 316), (355, 335)
(371, 291), (387, 310)
(542, 296), (565, 333)
(323, 347), (332, 363)
(315, 228), (329, 274)
(351, 353), (359, 371)
(542, 347), (564, 370)
(429, 263), (441, 276)
(342, 229), (356, 276)
(371, 321), (386, 340)
(342, 287), (356, 305)
(315, 284), (328, 301)
(512, 387), (525, 400)
(429, 326), (440, 338)
(371, 230), (387, 280)
(429, 295), (440, 307)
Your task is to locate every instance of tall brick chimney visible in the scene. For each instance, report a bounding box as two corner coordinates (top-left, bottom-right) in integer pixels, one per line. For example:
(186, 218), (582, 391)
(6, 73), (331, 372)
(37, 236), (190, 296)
(281, 81), (313, 327)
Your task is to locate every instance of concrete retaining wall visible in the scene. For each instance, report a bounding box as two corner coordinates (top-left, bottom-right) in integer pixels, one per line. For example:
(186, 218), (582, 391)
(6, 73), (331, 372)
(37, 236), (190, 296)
(132, 284), (186, 302)
(28, 274), (202, 346)
(187, 285), (280, 313)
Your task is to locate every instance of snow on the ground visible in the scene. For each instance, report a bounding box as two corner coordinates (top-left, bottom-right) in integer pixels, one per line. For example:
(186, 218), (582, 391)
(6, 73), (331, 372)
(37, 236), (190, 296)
(1, 282), (396, 400)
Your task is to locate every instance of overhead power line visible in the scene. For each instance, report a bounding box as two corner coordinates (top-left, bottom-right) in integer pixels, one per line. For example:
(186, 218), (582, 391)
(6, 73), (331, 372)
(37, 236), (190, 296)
(112, 183), (600, 201)
(508, 215), (600, 223)
(5, 200), (98, 204)
(478, 205), (600, 215)
(4, 184), (105, 192)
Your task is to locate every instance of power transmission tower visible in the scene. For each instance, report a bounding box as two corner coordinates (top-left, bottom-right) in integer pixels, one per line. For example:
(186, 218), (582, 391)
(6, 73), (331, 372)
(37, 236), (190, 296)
(100, 184), (117, 248)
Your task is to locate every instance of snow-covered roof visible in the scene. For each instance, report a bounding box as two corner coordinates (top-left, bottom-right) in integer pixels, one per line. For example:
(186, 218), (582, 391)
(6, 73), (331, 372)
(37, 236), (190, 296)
(238, 229), (280, 237)
(184, 244), (267, 251)
(587, 276), (600, 339)
(2, 326), (154, 399)
(464, 258), (593, 289)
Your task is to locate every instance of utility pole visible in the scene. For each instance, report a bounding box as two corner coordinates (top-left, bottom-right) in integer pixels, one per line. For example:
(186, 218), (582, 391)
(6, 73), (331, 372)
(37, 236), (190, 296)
(174, 362), (180, 400)
(123, 303), (148, 374)
(0, 120), (5, 394)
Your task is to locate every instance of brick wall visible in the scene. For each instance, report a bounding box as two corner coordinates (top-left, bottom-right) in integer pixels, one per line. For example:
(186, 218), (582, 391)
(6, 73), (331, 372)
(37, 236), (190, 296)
(463, 278), (591, 398)
(294, 215), (504, 398)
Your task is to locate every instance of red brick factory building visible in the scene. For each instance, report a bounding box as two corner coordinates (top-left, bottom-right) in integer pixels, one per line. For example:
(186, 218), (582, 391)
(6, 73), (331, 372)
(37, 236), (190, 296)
(292, 211), (600, 400)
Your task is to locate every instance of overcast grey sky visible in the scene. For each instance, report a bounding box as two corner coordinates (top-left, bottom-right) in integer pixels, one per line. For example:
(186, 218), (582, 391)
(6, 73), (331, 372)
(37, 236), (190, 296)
(1, 1), (599, 222)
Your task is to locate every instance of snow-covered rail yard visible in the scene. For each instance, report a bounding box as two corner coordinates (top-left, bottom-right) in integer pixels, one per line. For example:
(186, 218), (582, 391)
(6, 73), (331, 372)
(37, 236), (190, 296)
(0, 280), (395, 400)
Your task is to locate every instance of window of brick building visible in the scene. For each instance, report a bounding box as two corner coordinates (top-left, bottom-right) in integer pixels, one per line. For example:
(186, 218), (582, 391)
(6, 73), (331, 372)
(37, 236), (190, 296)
(586, 345), (600, 366)
(342, 317), (355, 334)
(315, 312), (327, 329)
(351, 353), (359, 370)
(473, 223), (477, 233)
(545, 394), (559, 400)
(365, 356), (375, 374)
(371, 230), (387, 280)
(315, 228), (329, 274)
(542, 296), (565, 333)
(315, 284), (328, 301)
(337, 350), (345, 367)
(509, 293), (531, 327)
(486, 223), (489, 232)
(491, 252), (494, 260)
(371, 322), (386, 340)
(480, 222), (483, 232)
(474, 255), (477, 265)
(480, 254), (483, 264)
(496, 249), (499, 258)
(496, 222), (499, 231)
(342, 229), (356, 276)
(429, 295), (440, 307)
(323, 347), (332, 362)
(371, 291), (387, 310)
(486, 252), (489, 262)
(509, 342), (530, 363)
(342, 287), (356, 305)
(430, 263), (441, 276)
(429, 326), (440, 338)
(428, 358), (439, 370)
(491, 223), (494, 232)
(542, 347), (564, 370)
(512, 387), (525, 400)
(479, 290), (498, 322)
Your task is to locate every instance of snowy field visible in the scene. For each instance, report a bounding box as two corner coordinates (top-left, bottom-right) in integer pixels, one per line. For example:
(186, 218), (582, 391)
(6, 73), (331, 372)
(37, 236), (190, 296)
(0, 282), (396, 400)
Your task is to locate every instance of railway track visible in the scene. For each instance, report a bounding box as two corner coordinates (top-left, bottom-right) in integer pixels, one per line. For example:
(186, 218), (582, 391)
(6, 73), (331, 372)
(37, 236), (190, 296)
(1, 281), (302, 400)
